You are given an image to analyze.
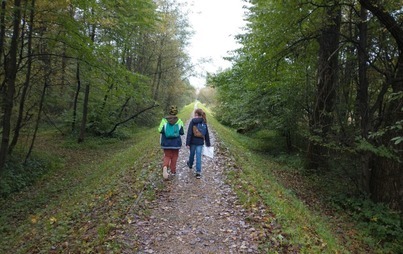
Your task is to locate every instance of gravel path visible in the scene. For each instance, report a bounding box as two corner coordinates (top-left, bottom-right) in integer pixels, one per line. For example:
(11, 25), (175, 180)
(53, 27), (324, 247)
(130, 121), (261, 253)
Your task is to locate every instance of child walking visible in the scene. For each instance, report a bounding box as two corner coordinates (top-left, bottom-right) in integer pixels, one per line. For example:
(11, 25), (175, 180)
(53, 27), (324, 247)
(158, 105), (184, 179)
(186, 108), (211, 179)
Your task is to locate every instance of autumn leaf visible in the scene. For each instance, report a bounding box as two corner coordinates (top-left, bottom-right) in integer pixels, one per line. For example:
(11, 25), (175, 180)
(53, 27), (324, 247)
(49, 216), (57, 224)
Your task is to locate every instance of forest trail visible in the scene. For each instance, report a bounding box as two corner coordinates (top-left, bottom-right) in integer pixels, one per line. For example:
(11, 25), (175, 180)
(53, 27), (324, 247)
(121, 119), (261, 253)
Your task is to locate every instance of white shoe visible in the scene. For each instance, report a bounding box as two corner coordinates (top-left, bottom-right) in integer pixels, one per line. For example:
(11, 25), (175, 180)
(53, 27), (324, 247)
(163, 166), (168, 179)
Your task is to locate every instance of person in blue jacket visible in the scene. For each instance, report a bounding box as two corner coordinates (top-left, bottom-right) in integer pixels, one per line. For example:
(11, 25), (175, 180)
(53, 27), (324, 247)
(186, 108), (211, 179)
(158, 105), (184, 179)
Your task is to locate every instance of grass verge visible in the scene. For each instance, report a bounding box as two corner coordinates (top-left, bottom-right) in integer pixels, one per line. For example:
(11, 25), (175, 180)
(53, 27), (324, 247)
(201, 105), (348, 253)
(0, 129), (157, 252)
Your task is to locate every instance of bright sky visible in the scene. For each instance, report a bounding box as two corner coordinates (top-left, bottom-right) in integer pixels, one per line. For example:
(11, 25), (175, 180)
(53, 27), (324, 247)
(179, 0), (247, 88)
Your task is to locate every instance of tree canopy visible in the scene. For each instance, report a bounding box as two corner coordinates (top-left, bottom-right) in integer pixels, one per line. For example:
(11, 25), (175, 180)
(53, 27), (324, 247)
(211, 0), (402, 212)
(0, 0), (195, 172)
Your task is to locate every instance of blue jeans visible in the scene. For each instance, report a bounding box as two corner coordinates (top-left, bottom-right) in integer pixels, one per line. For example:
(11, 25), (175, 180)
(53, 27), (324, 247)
(189, 145), (203, 173)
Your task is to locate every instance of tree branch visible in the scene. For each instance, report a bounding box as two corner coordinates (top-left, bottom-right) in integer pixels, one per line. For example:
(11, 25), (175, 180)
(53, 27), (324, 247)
(105, 103), (159, 136)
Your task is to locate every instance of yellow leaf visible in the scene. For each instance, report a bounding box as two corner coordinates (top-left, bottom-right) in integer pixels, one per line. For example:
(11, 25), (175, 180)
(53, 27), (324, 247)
(30, 215), (38, 224)
(49, 216), (57, 224)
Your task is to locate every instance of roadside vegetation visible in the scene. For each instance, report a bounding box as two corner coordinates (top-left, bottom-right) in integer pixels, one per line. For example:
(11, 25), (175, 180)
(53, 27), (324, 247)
(202, 105), (402, 254)
(0, 105), (195, 253)
(0, 103), (401, 253)
(0, 129), (151, 252)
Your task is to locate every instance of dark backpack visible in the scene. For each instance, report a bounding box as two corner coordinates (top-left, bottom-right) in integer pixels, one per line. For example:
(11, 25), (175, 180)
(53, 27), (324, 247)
(193, 122), (207, 138)
(164, 123), (180, 138)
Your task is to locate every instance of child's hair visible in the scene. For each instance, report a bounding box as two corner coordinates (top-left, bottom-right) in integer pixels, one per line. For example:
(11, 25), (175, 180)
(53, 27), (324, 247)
(194, 108), (207, 123)
(169, 105), (178, 115)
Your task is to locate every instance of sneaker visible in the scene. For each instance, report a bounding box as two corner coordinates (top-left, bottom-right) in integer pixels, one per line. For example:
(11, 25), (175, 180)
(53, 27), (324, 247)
(186, 161), (192, 169)
(195, 173), (201, 179)
(163, 166), (168, 179)
(171, 171), (176, 176)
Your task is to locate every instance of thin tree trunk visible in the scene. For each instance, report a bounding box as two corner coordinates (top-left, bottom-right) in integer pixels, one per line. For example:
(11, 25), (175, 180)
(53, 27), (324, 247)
(307, 2), (341, 170)
(0, 0), (22, 173)
(25, 72), (48, 163)
(0, 0), (7, 68)
(10, 0), (36, 155)
(72, 61), (81, 131)
(101, 82), (114, 112)
(61, 44), (67, 94)
(77, 13), (95, 142)
(153, 54), (162, 100)
(117, 97), (130, 118)
(78, 83), (89, 143)
(152, 37), (165, 100)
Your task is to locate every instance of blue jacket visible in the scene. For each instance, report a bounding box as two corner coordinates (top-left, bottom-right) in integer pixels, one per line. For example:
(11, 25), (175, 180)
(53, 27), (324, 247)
(186, 118), (211, 147)
(158, 115), (184, 149)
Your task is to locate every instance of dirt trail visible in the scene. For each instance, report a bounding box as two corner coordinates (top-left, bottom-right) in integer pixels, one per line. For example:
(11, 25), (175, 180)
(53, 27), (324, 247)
(126, 121), (261, 253)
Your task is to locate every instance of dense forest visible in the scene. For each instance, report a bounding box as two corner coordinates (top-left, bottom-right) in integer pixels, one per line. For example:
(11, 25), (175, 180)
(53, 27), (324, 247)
(0, 0), (195, 184)
(0, 0), (402, 252)
(207, 0), (402, 214)
(0, 0), (402, 240)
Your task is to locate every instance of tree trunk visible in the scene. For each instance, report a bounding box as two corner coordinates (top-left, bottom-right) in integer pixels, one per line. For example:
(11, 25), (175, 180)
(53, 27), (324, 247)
(0, 0), (22, 173)
(153, 53), (163, 100)
(78, 84), (90, 143)
(101, 82), (114, 112)
(77, 13), (95, 142)
(10, 0), (36, 155)
(117, 97), (130, 119)
(0, 0), (7, 67)
(307, 2), (341, 170)
(25, 70), (48, 163)
(72, 61), (81, 131)
(355, 6), (372, 194)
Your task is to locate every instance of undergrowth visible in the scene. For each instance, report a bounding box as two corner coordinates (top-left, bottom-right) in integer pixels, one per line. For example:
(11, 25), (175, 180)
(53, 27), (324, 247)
(249, 128), (402, 253)
(0, 152), (62, 197)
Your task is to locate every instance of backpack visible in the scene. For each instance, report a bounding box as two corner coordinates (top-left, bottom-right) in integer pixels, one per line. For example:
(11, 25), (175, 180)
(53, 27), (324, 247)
(193, 122), (207, 138)
(164, 123), (180, 138)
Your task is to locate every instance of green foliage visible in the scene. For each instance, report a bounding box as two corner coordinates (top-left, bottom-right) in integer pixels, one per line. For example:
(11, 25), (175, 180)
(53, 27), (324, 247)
(210, 0), (403, 219)
(356, 138), (398, 160)
(211, 0), (317, 145)
(197, 86), (216, 107)
(207, 102), (402, 253)
(62, 134), (126, 149)
(241, 129), (287, 154)
(331, 196), (403, 252)
(0, 152), (62, 197)
(1, 0), (194, 167)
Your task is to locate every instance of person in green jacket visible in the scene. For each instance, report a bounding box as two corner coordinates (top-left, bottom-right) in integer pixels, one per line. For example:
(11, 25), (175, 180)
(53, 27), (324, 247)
(158, 105), (184, 179)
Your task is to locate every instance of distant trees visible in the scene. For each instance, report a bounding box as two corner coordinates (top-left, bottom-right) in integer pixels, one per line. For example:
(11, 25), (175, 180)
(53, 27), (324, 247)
(212, 0), (402, 211)
(0, 0), (194, 173)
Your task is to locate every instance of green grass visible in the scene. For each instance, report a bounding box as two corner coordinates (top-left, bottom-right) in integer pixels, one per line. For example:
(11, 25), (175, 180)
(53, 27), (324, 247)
(0, 130), (159, 252)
